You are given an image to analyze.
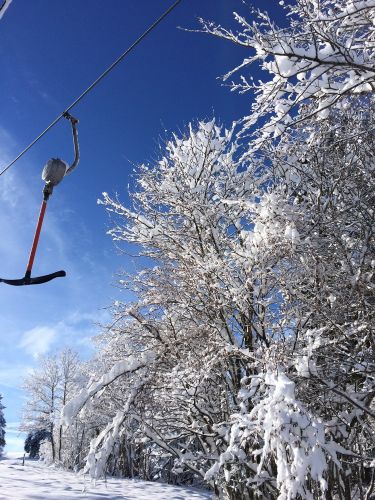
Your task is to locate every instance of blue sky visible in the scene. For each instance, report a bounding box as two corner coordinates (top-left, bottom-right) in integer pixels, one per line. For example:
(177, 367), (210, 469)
(0, 0), (279, 454)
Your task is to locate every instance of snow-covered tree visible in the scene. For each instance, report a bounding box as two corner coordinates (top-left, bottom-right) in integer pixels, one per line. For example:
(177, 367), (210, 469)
(62, 2), (375, 498)
(63, 121), (266, 493)
(200, 0), (375, 150)
(21, 348), (86, 467)
(21, 354), (60, 461)
(24, 429), (50, 459)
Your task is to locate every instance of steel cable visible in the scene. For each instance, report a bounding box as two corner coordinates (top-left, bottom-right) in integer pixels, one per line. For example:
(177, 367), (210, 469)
(0, 0), (182, 177)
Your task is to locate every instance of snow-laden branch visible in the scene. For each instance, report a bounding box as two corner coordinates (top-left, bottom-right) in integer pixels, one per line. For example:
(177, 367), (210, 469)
(61, 351), (155, 428)
(84, 384), (144, 479)
(207, 371), (350, 497)
(200, 1), (375, 147)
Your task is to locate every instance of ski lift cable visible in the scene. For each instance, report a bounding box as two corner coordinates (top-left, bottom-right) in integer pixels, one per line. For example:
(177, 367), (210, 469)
(0, 0), (182, 178)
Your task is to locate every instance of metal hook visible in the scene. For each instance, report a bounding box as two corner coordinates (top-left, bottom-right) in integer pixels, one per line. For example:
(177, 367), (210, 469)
(63, 112), (80, 176)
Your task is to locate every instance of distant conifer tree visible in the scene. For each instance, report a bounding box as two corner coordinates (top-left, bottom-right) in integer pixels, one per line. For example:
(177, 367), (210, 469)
(0, 394), (6, 457)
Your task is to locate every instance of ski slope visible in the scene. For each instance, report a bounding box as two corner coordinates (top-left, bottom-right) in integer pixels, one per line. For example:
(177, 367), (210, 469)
(0, 457), (213, 499)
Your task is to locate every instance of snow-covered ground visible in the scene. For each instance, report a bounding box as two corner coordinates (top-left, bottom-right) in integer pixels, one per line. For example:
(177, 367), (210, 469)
(0, 457), (213, 499)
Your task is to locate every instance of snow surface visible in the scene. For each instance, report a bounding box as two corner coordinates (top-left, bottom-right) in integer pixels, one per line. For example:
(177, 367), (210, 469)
(0, 457), (213, 499)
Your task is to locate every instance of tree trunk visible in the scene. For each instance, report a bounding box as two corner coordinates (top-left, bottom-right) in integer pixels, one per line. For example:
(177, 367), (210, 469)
(50, 422), (55, 462)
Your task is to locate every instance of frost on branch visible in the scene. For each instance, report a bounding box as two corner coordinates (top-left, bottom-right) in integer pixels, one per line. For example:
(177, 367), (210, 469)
(200, 1), (375, 146)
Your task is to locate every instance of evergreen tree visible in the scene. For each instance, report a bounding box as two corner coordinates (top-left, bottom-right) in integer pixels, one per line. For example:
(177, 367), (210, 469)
(0, 394), (6, 457)
(24, 430), (51, 459)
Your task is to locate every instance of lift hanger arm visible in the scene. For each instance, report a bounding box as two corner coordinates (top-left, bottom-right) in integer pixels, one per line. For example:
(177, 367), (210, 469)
(0, 116), (80, 286)
(63, 112), (80, 176)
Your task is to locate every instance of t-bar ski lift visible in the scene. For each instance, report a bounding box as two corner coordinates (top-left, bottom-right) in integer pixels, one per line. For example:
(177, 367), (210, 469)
(0, 113), (79, 286)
